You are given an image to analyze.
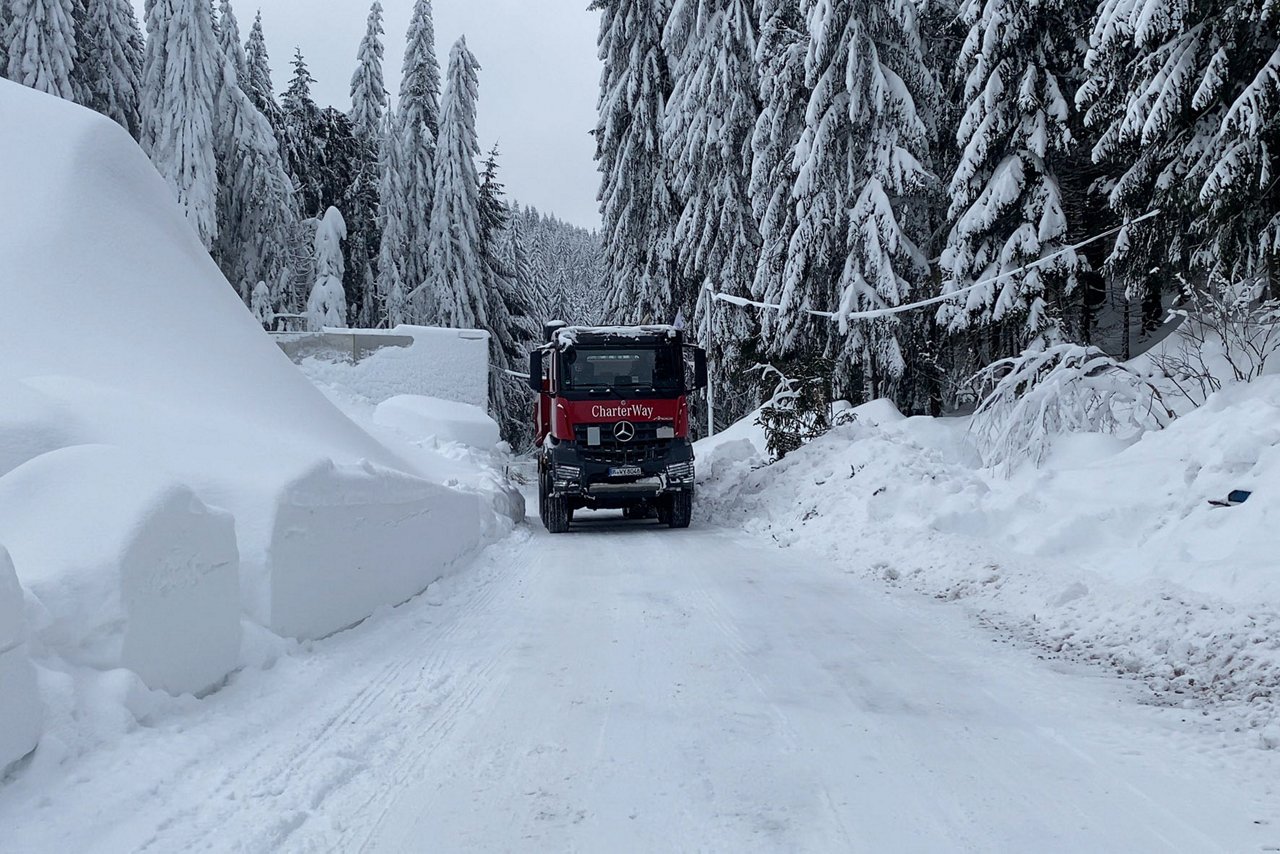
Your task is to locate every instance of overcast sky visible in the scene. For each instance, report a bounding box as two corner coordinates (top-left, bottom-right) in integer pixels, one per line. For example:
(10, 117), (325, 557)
(133, 0), (604, 229)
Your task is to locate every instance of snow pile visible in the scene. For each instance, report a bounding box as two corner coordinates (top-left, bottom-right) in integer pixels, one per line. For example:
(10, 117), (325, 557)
(0, 546), (40, 772)
(373, 395), (501, 450)
(0, 84), (500, 682)
(296, 326), (492, 409)
(267, 460), (483, 639)
(700, 387), (1280, 737)
(0, 446), (241, 695)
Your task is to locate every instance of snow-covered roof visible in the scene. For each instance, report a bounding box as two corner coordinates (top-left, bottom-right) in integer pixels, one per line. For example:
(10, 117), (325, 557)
(554, 325), (681, 349)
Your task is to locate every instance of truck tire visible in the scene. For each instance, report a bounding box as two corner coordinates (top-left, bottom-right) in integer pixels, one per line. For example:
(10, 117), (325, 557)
(538, 469), (550, 527)
(667, 491), (693, 529)
(545, 494), (571, 533)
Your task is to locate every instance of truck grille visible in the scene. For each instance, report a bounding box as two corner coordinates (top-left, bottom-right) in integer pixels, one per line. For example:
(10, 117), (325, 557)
(574, 422), (675, 465)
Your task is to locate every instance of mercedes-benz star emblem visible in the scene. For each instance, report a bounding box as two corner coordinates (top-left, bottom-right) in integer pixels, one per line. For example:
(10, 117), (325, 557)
(614, 421), (636, 443)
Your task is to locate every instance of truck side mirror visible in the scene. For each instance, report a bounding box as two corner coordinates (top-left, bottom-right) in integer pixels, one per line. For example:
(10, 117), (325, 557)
(528, 350), (544, 393)
(693, 348), (708, 390)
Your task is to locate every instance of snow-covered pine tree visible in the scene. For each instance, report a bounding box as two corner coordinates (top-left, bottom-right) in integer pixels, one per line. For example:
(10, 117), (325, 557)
(937, 0), (1090, 341)
(243, 11), (285, 138)
(750, 0), (811, 354)
(397, 0), (441, 320)
(213, 54), (297, 304)
(0, 2), (9, 74)
(307, 206), (348, 330)
(280, 48), (326, 217)
(377, 111), (409, 328)
(425, 37), (486, 330)
(140, 0), (221, 248)
(250, 279), (274, 328)
(215, 0), (248, 84)
(478, 147), (537, 444)
(591, 0), (679, 325)
(789, 0), (937, 396)
(68, 0), (95, 106)
(347, 0), (388, 327)
(350, 1), (387, 139)
(81, 0), (143, 138)
(1080, 0), (1280, 299)
(4, 0), (77, 100)
(663, 0), (762, 421)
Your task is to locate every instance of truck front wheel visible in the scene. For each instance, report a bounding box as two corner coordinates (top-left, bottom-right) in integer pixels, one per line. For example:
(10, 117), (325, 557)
(665, 491), (692, 529)
(545, 494), (571, 533)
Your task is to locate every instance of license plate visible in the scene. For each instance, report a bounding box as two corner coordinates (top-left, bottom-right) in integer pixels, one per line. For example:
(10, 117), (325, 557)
(609, 465), (643, 478)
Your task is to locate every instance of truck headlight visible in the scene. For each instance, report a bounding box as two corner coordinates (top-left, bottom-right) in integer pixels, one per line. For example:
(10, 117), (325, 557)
(554, 464), (581, 484)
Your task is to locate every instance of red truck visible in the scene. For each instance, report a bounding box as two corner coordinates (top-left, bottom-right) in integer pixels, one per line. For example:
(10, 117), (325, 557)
(527, 322), (708, 533)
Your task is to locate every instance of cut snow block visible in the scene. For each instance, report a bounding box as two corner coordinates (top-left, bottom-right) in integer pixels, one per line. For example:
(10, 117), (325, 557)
(265, 460), (483, 640)
(0, 546), (41, 770)
(373, 395), (501, 450)
(0, 446), (241, 696)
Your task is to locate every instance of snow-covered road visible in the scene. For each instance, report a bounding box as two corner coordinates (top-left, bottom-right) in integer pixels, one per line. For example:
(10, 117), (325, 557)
(3, 513), (1278, 852)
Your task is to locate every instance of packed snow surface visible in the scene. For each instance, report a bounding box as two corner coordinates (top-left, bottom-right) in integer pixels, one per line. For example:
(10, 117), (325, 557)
(0, 521), (1277, 850)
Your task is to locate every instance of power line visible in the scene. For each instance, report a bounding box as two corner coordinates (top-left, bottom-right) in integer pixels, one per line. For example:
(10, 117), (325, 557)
(710, 209), (1163, 323)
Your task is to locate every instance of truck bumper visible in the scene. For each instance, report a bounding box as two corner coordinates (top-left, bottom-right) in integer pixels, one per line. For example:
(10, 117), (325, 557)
(544, 440), (694, 508)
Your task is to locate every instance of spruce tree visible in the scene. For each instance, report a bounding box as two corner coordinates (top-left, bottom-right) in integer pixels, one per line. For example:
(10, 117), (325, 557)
(78, 0), (144, 138)
(1081, 0), (1280, 297)
(307, 207), (349, 330)
(347, 1), (388, 327)
(213, 55), (297, 302)
(938, 0), (1089, 340)
(377, 111), (409, 328)
(140, 0), (221, 248)
(591, 0), (678, 325)
(750, 0), (811, 354)
(281, 48), (323, 216)
(663, 0), (762, 419)
(425, 37), (486, 330)
(4, 0), (77, 100)
(215, 0), (248, 84)
(789, 0), (937, 393)
(243, 12), (285, 137)
(397, 0), (441, 319)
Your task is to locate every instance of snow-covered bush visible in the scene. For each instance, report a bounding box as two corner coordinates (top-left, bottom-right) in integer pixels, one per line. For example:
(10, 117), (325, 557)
(971, 344), (1173, 471)
(753, 359), (835, 460)
(1149, 276), (1280, 407)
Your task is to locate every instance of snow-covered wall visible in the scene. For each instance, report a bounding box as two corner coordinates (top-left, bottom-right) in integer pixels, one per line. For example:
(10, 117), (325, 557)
(295, 326), (492, 410)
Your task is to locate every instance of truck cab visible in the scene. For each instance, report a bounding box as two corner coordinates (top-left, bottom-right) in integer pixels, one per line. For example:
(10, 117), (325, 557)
(528, 322), (708, 533)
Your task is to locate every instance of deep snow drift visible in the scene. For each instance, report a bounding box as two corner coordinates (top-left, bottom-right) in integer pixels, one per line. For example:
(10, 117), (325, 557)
(0, 81), (512, 769)
(698, 379), (1280, 744)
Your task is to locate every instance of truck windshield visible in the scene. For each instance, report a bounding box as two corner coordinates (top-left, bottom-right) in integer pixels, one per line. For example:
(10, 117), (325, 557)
(561, 346), (682, 393)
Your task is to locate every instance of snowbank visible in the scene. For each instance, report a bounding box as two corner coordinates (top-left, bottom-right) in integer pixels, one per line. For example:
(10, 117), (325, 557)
(0, 547), (41, 771)
(0, 80), (499, 657)
(373, 395), (501, 450)
(699, 391), (1280, 736)
(0, 446), (241, 695)
(266, 460), (483, 639)
(295, 326), (492, 409)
